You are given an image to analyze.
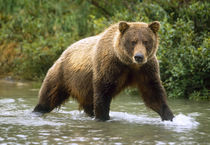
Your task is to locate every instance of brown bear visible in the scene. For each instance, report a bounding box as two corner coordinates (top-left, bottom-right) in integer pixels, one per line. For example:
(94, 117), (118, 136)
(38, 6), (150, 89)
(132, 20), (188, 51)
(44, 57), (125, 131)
(33, 21), (174, 121)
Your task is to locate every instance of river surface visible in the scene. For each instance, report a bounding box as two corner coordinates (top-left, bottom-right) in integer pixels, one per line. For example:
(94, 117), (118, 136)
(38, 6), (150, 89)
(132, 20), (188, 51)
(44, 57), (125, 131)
(0, 79), (210, 145)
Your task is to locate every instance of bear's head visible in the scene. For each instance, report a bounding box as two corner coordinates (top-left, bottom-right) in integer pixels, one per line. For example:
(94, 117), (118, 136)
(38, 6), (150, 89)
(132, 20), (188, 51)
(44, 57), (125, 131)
(115, 21), (160, 65)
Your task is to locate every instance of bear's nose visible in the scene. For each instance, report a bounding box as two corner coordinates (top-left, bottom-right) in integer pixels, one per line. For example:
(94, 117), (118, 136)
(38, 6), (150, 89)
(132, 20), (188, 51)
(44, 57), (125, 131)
(134, 53), (144, 63)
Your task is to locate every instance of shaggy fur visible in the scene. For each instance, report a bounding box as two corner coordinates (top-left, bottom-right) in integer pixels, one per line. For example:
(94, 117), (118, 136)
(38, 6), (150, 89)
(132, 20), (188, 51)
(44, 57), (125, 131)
(33, 21), (174, 121)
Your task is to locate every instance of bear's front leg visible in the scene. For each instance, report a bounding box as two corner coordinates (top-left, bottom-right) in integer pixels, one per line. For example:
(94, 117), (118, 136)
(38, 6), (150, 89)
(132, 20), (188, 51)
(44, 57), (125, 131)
(92, 60), (123, 121)
(93, 80), (116, 121)
(138, 59), (174, 121)
(138, 76), (174, 121)
(94, 93), (112, 121)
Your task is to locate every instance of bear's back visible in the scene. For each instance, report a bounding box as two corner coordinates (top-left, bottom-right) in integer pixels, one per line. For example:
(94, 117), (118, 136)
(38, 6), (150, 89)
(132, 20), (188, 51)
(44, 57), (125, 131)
(53, 35), (100, 104)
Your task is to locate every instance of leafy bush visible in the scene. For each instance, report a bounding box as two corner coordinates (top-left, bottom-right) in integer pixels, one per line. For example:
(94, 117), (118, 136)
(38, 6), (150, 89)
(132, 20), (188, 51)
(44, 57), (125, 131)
(0, 0), (209, 100)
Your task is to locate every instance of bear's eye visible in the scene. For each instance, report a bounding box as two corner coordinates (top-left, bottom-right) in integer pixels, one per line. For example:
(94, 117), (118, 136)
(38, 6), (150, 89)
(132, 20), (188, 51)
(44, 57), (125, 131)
(143, 40), (148, 45)
(131, 40), (137, 46)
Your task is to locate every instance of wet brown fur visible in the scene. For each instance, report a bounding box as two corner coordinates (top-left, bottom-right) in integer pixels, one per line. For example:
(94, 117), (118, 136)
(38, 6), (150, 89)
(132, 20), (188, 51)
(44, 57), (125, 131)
(33, 21), (174, 121)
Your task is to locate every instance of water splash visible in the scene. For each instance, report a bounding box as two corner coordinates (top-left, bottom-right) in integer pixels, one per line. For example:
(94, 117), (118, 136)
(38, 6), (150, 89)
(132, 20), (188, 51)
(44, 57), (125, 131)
(60, 110), (199, 132)
(0, 98), (15, 104)
(109, 112), (199, 132)
(60, 110), (93, 121)
(0, 98), (64, 126)
(0, 110), (64, 126)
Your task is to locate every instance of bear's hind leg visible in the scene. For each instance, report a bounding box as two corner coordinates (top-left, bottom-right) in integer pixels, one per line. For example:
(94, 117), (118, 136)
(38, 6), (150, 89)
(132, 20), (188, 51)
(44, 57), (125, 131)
(33, 81), (69, 114)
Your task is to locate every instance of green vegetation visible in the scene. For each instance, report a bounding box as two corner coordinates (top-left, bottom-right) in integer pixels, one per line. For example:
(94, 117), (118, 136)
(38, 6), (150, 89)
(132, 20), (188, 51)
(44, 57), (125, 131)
(0, 0), (209, 100)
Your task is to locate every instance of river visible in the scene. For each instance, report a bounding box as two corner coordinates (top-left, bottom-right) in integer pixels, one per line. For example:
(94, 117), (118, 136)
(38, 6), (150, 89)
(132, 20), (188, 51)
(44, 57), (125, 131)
(0, 79), (209, 144)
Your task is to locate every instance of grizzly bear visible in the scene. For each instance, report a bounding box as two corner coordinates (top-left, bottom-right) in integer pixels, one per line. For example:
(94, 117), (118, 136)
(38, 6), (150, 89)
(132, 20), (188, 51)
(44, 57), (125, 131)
(33, 21), (174, 121)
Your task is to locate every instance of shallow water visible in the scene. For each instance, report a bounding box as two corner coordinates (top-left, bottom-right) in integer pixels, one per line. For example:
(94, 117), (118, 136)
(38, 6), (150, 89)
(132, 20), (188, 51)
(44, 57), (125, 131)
(0, 79), (210, 144)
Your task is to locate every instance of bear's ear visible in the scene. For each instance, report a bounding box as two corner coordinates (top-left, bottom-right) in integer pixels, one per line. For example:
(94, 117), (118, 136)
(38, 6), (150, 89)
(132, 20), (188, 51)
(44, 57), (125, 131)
(149, 21), (160, 33)
(119, 21), (129, 34)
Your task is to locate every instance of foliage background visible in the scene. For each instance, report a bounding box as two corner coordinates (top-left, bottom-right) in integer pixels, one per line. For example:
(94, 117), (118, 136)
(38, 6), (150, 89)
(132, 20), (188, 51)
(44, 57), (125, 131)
(0, 0), (209, 100)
